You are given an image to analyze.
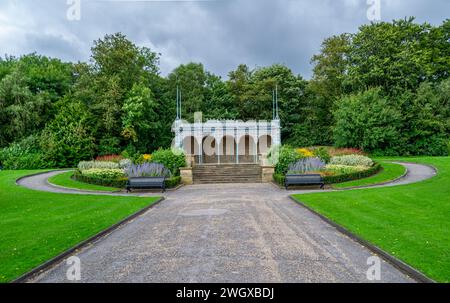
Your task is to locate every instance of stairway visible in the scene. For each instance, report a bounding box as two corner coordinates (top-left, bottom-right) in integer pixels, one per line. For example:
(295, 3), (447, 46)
(193, 164), (262, 184)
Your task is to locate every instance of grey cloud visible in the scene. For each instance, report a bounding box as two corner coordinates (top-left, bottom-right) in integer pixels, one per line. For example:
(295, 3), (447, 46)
(0, 0), (448, 79)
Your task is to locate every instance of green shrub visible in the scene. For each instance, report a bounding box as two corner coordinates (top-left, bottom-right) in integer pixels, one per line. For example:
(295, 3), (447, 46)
(333, 88), (402, 153)
(329, 155), (373, 167)
(273, 173), (286, 186)
(77, 161), (120, 171)
(81, 168), (125, 179)
(73, 171), (181, 189)
(0, 135), (49, 169)
(274, 145), (303, 174)
(312, 147), (331, 163)
(39, 100), (96, 168)
(97, 137), (122, 156)
(323, 163), (382, 184)
(151, 148), (186, 176)
(73, 171), (127, 188)
(165, 176), (181, 188)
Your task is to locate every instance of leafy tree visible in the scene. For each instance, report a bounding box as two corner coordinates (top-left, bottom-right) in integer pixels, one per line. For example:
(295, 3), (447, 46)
(405, 79), (450, 155)
(40, 97), (96, 167)
(121, 83), (160, 151)
(333, 88), (402, 154)
(0, 70), (51, 146)
(346, 18), (449, 93)
(91, 33), (159, 90)
(167, 63), (207, 120)
(17, 53), (74, 101)
(203, 73), (238, 120)
(301, 34), (351, 145)
(227, 64), (252, 118)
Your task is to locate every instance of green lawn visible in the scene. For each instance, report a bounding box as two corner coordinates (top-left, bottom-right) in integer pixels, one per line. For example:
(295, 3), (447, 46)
(332, 161), (406, 189)
(0, 170), (160, 282)
(292, 157), (450, 282)
(48, 170), (120, 192)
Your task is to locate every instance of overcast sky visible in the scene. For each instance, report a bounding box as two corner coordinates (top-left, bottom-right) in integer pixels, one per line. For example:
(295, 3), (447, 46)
(0, 0), (448, 79)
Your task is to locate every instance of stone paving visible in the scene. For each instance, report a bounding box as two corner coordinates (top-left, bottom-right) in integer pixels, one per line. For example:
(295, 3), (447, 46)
(18, 162), (435, 283)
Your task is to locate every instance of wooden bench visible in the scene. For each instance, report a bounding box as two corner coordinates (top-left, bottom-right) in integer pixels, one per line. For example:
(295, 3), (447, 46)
(285, 174), (325, 189)
(126, 177), (166, 193)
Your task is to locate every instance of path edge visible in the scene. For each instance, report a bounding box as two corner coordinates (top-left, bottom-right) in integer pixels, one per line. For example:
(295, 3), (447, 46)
(11, 196), (165, 283)
(288, 195), (435, 283)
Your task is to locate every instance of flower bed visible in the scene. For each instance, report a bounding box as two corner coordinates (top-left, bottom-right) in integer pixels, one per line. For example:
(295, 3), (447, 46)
(271, 146), (381, 186)
(72, 149), (185, 190)
(273, 162), (381, 186)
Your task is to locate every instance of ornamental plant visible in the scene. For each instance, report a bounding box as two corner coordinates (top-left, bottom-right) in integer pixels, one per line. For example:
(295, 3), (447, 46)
(296, 148), (314, 158)
(95, 154), (124, 162)
(151, 148), (186, 176)
(329, 155), (373, 167)
(81, 168), (125, 179)
(324, 164), (367, 175)
(328, 147), (366, 156)
(287, 157), (326, 174)
(311, 147), (331, 163)
(78, 161), (120, 171)
(274, 145), (303, 174)
(124, 163), (171, 178)
(135, 153), (153, 164)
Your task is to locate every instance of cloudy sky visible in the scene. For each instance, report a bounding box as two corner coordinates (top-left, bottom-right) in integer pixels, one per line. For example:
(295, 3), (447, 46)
(0, 0), (448, 79)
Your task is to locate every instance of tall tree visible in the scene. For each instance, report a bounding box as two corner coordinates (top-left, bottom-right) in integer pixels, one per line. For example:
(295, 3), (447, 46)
(91, 33), (159, 90)
(167, 63), (207, 120)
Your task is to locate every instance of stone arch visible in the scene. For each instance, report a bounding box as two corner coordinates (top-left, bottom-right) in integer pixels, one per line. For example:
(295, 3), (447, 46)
(258, 135), (272, 155)
(202, 135), (217, 164)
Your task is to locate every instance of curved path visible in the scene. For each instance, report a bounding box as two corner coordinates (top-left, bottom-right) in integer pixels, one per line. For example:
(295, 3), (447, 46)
(18, 162), (435, 196)
(19, 162), (435, 283)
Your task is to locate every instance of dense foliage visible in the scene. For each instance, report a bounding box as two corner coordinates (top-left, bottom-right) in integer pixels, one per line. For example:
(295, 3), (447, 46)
(0, 18), (449, 169)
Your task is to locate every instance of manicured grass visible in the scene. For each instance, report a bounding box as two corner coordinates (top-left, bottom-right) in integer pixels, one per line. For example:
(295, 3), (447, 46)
(0, 170), (160, 282)
(292, 157), (450, 282)
(332, 161), (406, 189)
(48, 170), (120, 192)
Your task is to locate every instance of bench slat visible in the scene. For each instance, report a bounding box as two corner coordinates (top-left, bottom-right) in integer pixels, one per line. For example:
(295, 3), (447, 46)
(285, 174), (324, 189)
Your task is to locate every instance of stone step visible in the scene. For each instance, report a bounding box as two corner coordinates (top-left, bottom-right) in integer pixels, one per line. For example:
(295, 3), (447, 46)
(192, 164), (263, 184)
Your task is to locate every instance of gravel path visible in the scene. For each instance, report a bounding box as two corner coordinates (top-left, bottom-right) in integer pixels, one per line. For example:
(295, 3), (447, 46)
(19, 162), (435, 283)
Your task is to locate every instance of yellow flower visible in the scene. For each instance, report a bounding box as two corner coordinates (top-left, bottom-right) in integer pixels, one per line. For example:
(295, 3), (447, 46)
(296, 148), (314, 157)
(143, 154), (152, 161)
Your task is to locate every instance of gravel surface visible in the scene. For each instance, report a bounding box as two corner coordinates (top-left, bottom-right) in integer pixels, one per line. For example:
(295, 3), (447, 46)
(20, 162), (435, 283)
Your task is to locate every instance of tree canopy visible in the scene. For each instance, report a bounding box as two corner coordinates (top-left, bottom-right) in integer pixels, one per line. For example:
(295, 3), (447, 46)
(0, 17), (449, 168)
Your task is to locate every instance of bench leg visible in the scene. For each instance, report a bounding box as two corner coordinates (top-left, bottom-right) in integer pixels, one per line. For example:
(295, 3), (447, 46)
(320, 183), (325, 189)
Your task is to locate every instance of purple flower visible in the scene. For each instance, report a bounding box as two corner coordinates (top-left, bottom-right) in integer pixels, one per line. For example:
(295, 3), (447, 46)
(124, 163), (171, 178)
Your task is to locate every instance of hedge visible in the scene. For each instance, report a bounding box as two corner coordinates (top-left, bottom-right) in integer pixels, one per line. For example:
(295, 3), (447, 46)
(273, 162), (382, 186)
(323, 162), (381, 184)
(73, 171), (181, 189)
(73, 171), (127, 188)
